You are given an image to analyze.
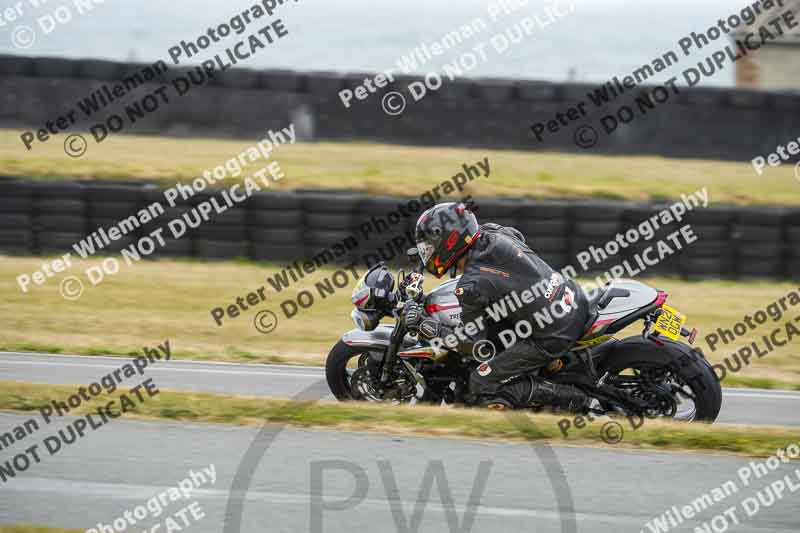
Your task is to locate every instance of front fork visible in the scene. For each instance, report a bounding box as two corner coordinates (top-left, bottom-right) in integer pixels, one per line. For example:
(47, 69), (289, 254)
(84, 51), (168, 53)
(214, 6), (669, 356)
(380, 321), (406, 384)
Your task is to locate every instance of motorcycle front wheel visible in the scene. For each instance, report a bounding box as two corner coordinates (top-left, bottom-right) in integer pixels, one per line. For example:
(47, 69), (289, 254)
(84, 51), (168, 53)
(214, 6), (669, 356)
(325, 340), (376, 400)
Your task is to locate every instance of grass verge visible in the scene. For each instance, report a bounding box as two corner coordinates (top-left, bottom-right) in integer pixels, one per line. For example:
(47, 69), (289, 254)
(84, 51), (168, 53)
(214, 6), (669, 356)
(2, 129), (797, 205)
(722, 375), (800, 391)
(0, 527), (82, 533)
(1, 255), (798, 388)
(2, 381), (799, 458)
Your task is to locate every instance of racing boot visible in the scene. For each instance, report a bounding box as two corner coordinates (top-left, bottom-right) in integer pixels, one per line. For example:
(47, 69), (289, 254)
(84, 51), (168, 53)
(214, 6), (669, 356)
(485, 376), (590, 412)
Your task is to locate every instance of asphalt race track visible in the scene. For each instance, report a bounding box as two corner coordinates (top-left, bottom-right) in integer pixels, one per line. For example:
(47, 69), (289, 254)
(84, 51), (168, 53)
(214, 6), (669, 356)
(0, 412), (798, 533)
(1, 352), (798, 427)
(0, 352), (798, 532)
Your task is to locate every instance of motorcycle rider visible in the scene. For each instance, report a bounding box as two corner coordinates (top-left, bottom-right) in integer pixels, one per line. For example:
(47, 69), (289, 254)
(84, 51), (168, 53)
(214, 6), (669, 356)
(404, 201), (591, 411)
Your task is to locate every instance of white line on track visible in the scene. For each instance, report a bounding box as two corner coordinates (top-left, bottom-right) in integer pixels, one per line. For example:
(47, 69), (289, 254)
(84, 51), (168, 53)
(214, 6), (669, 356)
(0, 359), (322, 378)
(0, 351), (321, 371)
(2, 352), (799, 398)
(722, 389), (800, 400)
(0, 477), (676, 527)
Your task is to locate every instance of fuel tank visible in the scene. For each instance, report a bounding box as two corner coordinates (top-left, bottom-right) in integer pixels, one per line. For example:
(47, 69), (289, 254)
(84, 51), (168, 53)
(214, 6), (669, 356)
(423, 277), (462, 327)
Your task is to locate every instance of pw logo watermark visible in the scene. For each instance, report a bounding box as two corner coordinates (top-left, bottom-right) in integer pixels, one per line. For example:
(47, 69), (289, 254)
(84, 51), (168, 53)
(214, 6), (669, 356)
(310, 459), (492, 533)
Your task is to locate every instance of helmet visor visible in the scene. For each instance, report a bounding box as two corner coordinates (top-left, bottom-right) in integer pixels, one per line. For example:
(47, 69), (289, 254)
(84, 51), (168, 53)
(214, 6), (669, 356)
(417, 240), (435, 264)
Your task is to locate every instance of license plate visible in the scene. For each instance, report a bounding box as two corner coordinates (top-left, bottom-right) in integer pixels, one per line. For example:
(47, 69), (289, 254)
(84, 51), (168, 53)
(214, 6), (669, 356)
(653, 304), (686, 341)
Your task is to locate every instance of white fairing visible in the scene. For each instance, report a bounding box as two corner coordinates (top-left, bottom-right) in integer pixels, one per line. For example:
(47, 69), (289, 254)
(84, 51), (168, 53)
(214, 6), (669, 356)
(597, 279), (658, 319)
(342, 325), (419, 351)
(424, 277), (462, 327)
(423, 278), (657, 330)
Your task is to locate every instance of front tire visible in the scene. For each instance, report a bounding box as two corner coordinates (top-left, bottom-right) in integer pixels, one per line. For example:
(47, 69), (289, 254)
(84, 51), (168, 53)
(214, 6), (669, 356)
(598, 337), (722, 422)
(325, 340), (371, 400)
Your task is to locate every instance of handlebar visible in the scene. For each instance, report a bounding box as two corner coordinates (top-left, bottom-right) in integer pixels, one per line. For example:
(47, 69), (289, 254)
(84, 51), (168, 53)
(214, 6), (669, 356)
(380, 248), (427, 384)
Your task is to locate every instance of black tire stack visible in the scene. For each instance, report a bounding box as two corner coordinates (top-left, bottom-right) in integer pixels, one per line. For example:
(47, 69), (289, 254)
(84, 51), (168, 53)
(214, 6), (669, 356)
(249, 191), (304, 262)
(1, 177), (798, 282)
(570, 202), (626, 276)
(473, 198), (520, 228)
(302, 193), (361, 266)
(619, 204), (677, 278)
(787, 210), (800, 279)
(472, 197), (519, 248)
(192, 191), (249, 260)
(86, 185), (143, 254)
(33, 182), (88, 254)
(402, 198), (423, 260)
(0, 180), (34, 254)
(733, 208), (785, 279)
(680, 207), (735, 279)
(516, 201), (571, 271)
(303, 71), (345, 139)
(140, 189), (193, 258)
(355, 196), (411, 268)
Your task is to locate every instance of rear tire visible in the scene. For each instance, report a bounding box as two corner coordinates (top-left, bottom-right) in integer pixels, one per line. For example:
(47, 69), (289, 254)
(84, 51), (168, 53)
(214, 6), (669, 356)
(598, 337), (722, 422)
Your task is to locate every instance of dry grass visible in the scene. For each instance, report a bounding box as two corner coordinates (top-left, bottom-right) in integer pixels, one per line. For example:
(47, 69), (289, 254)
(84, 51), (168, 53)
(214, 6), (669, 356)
(2, 129), (796, 204)
(0, 527), (81, 533)
(0, 255), (798, 388)
(2, 381), (799, 458)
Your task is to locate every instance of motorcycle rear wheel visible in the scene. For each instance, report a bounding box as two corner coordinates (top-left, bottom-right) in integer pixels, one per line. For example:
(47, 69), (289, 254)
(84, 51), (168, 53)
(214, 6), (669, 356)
(597, 337), (722, 422)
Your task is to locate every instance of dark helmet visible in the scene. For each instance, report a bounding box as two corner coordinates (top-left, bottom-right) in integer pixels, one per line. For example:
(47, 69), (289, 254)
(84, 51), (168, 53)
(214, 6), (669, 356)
(415, 202), (480, 278)
(350, 263), (395, 330)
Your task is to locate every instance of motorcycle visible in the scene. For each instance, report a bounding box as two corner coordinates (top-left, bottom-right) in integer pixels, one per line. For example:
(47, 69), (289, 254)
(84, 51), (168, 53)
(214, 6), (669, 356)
(325, 249), (722, 422)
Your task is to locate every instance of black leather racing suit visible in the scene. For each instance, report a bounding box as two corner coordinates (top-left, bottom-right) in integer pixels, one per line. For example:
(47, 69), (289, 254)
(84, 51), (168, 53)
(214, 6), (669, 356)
(442, 223), (590, 404)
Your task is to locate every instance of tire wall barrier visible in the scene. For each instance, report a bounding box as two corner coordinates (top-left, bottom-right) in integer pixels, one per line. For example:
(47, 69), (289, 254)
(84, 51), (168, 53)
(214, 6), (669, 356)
(3, 55), (800, 160)
(1, 178), (798, 281)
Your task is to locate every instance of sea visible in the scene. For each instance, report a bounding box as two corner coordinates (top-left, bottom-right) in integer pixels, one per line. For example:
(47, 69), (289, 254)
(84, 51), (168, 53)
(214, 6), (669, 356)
(0, 0), (764, 87)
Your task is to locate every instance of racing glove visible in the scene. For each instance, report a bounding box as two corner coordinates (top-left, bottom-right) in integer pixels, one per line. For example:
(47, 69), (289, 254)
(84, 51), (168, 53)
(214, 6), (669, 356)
(401, 302), (423, 331)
